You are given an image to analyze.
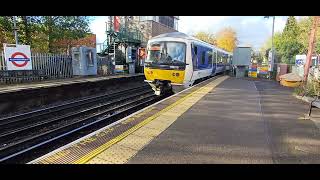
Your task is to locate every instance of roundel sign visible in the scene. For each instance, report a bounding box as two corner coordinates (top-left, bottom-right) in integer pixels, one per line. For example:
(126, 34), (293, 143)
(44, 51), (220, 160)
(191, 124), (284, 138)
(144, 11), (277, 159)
(4, 44), (32, 70)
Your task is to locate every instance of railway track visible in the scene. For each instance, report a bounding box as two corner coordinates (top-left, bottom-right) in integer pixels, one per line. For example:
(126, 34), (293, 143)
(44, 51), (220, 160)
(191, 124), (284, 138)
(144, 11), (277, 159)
(0, 84), (168, 164)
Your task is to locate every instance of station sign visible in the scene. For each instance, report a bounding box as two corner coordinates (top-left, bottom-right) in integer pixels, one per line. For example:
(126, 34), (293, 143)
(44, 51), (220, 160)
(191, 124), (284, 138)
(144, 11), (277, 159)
(295, 55), (306, 67)
(3, 44), (32, 70)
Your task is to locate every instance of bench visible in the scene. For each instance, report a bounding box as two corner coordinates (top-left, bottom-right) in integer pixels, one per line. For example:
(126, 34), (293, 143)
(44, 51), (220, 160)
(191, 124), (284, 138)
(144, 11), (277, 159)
(307, 79), (320, 117)
(308, 96), (320, 117)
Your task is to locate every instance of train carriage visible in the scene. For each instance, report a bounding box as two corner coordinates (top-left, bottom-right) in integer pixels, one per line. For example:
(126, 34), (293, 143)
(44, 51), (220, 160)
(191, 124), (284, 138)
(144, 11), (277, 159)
(144, 32), (232, 95)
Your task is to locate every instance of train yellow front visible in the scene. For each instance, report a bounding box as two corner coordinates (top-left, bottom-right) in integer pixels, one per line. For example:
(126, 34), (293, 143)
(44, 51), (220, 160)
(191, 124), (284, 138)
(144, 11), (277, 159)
(144, 32), (232, 95)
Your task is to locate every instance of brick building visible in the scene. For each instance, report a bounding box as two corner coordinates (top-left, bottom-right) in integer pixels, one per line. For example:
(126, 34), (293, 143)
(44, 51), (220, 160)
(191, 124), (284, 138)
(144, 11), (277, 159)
(126, 16), (179, 46)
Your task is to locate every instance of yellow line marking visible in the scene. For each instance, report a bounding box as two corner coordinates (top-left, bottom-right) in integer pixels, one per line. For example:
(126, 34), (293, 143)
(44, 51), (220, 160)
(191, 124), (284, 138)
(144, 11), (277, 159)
(74, 76), (228, 164)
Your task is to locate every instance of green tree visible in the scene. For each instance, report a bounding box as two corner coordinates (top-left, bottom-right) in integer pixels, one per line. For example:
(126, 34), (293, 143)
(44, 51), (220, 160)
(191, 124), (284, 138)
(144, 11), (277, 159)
(261, 17), (303, 64)
(278, 16), (303, 63)
(0, 16), (92, 53)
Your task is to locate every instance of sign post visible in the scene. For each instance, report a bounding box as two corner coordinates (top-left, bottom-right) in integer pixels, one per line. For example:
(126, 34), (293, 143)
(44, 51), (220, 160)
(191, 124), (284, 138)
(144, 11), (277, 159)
(3, 44), (32, 70)
(268, 50), (274, 79)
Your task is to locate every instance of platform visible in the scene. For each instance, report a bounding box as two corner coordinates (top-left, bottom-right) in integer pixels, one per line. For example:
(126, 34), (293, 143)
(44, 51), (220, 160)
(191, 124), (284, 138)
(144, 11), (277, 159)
(29, 76), (320, 164)
(0, 73), (145, 116)
(0, 73), (144, 94)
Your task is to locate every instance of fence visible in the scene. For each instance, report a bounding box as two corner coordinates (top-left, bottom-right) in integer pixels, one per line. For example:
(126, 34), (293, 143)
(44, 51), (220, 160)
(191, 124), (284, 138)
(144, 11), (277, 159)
(0, 51), (73, 84)
(0, 51), (115, 85)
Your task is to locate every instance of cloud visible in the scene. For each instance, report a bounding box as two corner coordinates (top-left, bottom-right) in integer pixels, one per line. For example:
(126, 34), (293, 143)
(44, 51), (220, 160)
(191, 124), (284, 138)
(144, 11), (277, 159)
(89, 16), (108, 44)
(179, 16), (288, 50)
(89, 16), (292, 50)
(179, 16), (228, 35)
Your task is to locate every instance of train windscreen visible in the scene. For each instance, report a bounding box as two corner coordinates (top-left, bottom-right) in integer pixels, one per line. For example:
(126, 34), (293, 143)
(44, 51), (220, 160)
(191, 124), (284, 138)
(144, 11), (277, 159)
(146, 41), (186, 66)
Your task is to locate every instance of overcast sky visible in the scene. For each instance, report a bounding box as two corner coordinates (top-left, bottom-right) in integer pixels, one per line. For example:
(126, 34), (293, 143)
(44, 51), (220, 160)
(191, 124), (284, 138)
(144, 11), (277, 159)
(90, 16), (298, 50)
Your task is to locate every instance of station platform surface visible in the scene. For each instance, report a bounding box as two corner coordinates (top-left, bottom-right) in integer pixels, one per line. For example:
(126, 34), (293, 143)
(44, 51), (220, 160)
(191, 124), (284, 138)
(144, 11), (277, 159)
(30, 76), (320, 164)
(0, 73), (144, 94)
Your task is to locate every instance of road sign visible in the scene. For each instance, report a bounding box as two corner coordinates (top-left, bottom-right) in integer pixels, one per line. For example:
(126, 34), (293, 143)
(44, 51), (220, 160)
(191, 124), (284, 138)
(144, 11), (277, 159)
(295, 55), (306, 67)
(4, 44), (32, 70)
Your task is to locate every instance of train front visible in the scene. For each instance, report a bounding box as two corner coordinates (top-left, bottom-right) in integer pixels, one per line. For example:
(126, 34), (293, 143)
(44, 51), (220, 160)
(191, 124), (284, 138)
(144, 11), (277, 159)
(144, 39), (187, 96)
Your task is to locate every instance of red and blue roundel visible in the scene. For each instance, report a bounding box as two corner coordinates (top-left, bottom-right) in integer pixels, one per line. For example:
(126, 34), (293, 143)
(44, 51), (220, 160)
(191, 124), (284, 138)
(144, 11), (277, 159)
(8, 52), (30, 67)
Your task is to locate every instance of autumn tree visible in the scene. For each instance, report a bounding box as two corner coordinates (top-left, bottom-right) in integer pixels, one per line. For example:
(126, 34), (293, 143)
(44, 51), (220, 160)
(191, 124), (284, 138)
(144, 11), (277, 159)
(216, 27), (238, 52)
(193, 31), (216, 45)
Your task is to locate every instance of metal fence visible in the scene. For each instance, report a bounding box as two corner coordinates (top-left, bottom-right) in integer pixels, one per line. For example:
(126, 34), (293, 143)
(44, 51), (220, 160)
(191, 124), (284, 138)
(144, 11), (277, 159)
(0, 51), (73, 84)
(0, 51), (115, 85)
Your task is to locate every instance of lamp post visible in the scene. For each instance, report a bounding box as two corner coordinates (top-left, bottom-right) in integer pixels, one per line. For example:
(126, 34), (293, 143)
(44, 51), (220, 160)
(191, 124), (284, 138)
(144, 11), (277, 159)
(13, 16), (18, 45)
(264, 16), (275, 79)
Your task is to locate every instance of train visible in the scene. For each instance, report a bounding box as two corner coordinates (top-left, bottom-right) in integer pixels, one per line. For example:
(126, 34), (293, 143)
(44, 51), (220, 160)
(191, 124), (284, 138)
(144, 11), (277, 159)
(143, 32), (233, 95)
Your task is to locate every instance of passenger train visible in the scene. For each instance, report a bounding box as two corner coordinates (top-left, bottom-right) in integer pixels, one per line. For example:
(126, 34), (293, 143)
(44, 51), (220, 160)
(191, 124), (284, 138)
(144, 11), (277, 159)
(144, 32), (233, 95)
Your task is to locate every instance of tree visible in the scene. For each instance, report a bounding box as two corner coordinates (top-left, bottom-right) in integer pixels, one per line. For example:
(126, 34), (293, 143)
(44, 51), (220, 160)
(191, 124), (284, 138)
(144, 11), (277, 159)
(216, 27), (238, 52)
(278, 16), (303, 63)
(193, 31), (216, 45)
(0, 16), (15, 47)
(0, 16), (92, 53)
(252, 51), (264, 64)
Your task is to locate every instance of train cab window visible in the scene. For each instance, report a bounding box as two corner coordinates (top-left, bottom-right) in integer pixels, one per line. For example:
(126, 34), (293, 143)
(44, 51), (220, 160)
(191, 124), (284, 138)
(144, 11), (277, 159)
(201, 51), (206, 65)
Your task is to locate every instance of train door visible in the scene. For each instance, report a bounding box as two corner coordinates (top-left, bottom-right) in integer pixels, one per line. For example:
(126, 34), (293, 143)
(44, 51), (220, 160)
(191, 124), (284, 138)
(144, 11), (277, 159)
(190, 42), (199, 84)
(212, 49), (217, 75)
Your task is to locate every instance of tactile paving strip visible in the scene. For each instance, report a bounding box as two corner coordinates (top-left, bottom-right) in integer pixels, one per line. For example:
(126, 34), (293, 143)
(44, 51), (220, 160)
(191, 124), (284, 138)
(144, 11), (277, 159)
(30, 76), (225, 164)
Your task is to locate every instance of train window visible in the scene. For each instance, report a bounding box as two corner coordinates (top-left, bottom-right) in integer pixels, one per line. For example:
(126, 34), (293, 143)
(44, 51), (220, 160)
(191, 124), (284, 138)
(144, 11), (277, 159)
(213, 51), (217, 63)
(194, 46), (198, 55)
(217, 52), (222, 63)
(192, 44), (198, 70)
(201, 51), (206, 65)
(208, 51), (213, 64)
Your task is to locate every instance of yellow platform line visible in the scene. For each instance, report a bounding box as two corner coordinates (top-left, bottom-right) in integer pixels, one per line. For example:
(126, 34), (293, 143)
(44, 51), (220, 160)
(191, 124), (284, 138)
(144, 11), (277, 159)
(74, 76), (229, 164)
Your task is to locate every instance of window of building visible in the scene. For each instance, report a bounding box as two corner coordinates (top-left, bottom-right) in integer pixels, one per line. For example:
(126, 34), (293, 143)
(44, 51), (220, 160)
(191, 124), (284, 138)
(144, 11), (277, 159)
(159, 16), (174, 29)
(140, 16), (154, 21)
(87, 50), (94, 67)
(174, 20), (178, 30)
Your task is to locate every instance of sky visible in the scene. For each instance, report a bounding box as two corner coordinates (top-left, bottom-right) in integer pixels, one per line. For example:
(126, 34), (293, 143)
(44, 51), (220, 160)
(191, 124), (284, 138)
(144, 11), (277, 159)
(90, 16), (301, 51)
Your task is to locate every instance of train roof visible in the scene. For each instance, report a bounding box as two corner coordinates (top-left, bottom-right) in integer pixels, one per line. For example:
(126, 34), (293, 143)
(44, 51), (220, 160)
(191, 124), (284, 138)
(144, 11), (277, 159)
(151, 32), (233, 55)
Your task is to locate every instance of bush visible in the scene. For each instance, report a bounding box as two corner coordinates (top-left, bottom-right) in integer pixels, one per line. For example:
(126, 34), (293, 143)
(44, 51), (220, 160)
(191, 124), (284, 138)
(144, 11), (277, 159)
(294, 80), (320, 97)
